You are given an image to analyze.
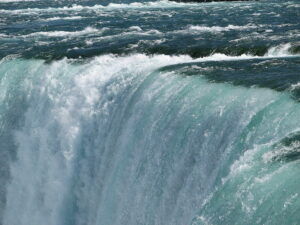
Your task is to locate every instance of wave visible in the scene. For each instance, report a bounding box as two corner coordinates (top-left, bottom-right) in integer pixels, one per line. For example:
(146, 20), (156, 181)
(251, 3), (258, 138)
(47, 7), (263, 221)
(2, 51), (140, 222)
(0, 1), (199, 14)
(0, 33), (9, 38)
(0, 0), (36, 2)
(266, 43), (294, 57)
(23, 27), (99, 38)
(145, 42), (299, 60)
(17, 27), (161, 40)
(41, 16), (84, 21)
(71, 42), (298, 62)
(189, 43), (298, 61)
(188, 24), (257, 33)
(105, 0), (199, 8)
(0, 4), (103, 14)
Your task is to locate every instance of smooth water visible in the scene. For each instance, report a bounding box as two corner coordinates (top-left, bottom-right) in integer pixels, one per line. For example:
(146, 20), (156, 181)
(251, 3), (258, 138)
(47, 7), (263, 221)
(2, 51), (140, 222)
(0, 0), (299, 224)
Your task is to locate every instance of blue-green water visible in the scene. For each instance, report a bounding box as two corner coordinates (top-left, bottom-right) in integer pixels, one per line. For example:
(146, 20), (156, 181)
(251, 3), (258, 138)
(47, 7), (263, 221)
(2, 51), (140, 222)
(0, 0), (299, 224)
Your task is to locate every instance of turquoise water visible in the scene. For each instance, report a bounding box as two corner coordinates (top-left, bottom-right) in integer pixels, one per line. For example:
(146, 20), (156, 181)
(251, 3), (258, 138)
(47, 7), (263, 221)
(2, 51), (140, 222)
(0, 0), (299, 224)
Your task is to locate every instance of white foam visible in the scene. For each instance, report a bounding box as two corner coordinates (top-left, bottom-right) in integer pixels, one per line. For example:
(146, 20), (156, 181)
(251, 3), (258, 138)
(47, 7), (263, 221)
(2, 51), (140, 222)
(0, 1), (199, 14)
(43, 16), (84, 21)
(90, 28), (162, 42)
(188, 24), (257, 33)
(129, 26), (143, 32)
(0, 4), (103, 14)
(0, 33), (9, 38)
(24, 27), (98, 37)
(266, 43), (292, 57)
(284, 193), (298, 208)
(206, 43), (297, 59)
(290, 82), (300, 91)
(106, 0), (198, 9)
(0, 0), (36, 2)
(287, 4), (300, 8)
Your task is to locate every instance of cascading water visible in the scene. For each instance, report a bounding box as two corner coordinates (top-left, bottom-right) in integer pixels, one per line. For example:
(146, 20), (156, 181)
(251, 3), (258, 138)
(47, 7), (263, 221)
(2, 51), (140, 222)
(0, 0), (299, 224)
(1, 52), (299, 225)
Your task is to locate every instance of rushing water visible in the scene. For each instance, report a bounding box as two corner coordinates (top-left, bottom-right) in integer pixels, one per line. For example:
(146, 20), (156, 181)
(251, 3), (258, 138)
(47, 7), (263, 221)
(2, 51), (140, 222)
(0, 0), (299, 224)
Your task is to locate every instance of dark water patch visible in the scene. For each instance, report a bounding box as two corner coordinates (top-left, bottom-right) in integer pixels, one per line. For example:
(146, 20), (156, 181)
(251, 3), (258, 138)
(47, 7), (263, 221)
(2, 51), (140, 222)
(291, 44), (300, 55)
(144, 45), (271, 58)
(270, 132), (300, 163)
(159, 57), (300, 100)
(271, 149), (300, 163)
